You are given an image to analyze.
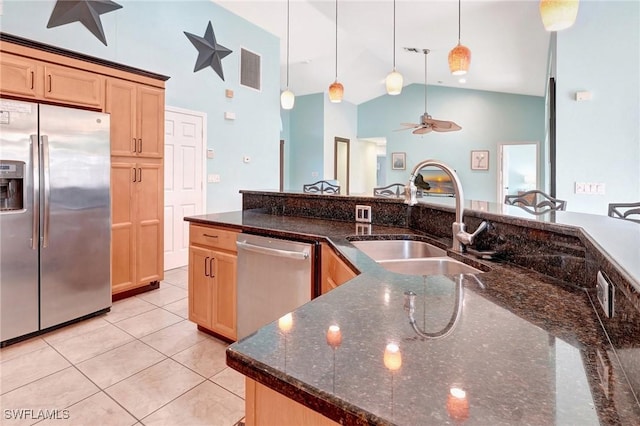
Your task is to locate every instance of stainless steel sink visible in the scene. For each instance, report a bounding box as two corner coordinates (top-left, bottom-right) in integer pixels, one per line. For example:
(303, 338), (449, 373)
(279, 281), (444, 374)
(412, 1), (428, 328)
(378, 258), (481, 275)
(350, 240), (446, 261)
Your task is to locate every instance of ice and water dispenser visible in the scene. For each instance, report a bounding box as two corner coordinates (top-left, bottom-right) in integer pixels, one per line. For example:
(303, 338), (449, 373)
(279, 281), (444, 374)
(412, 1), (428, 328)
(0, 160), (24, 211)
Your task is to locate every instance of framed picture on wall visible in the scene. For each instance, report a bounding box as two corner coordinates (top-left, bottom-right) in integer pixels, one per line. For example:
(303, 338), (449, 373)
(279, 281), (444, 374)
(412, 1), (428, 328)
(392, 152), (406, 170)
(471, 150), (489, 170)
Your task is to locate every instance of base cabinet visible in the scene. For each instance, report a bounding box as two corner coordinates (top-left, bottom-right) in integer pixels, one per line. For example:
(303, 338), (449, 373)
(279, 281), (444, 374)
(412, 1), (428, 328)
(321, 243), (358, 294)
(188, 224), (238, 341)
(245, 378), (339, 426)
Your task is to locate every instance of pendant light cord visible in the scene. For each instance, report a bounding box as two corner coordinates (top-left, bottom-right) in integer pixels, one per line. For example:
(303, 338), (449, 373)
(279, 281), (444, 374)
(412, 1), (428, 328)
(424, 49), (428, 113)
(457, 0), (461, 43)
(335, 0), (338, 81)
(286, 0), (290, 87)
(392, 0), (396, 70)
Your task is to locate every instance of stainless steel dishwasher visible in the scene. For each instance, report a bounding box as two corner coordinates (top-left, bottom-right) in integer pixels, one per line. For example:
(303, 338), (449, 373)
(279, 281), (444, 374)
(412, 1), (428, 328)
(236, 233), (316, 340)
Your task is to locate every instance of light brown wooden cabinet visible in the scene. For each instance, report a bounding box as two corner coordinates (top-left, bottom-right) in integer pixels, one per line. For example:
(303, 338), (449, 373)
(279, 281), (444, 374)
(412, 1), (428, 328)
(0, 52), (103, 108)
(245, 378), (339, 426)
(106, 79), (164, 158)
(111, 161), (164, 295)
(320, 243), (358, 294)
(188, 224), (238, 341)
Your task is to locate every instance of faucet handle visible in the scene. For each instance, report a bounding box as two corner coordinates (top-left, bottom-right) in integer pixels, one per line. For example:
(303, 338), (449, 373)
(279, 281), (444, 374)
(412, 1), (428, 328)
(456, 221), (489, 246)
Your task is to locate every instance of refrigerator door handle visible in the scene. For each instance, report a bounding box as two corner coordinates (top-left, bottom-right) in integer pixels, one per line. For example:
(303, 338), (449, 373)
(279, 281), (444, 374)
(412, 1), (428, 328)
(30, 134), (39, 250)
(41, 135), (51, 248)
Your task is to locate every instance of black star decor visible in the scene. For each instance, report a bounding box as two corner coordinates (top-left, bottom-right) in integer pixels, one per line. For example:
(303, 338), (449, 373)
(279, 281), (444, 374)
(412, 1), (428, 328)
(47, 0), (122, 46)
(184, 21), (232, 81)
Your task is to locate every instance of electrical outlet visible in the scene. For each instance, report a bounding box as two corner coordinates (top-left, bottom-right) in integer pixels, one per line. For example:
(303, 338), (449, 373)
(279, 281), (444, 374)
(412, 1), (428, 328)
(596, 271), (614, 318)
(355, 205), (372, 223)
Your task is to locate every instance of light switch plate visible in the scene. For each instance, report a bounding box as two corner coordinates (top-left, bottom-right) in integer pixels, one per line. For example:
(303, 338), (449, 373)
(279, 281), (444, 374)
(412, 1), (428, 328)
(596, 271), (614, 318)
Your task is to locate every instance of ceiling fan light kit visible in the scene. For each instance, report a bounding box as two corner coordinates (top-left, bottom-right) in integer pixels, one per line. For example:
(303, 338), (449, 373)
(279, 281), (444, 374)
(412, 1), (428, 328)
(385, 0), (403, 95)
(448, 0), (471, 75)
(281, 0), (295, 109)
(328, 0), (344, 103)
(540, 0), (579, 31)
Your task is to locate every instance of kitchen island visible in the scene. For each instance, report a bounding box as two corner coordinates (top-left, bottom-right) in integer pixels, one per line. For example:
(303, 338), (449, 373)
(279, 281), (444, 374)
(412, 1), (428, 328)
(186, 195), (640, 425)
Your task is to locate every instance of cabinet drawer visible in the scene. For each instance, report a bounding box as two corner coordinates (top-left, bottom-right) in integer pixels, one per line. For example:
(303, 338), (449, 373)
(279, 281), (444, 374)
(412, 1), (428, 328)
(190, 224), (238, 252)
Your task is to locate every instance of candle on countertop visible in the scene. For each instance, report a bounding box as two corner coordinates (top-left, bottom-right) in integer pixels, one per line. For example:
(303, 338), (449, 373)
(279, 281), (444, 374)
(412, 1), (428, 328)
(326, 325), (342, 349)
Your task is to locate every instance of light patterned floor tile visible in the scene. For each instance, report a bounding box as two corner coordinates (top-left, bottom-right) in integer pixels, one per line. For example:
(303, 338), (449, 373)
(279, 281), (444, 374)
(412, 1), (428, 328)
(37, 392), (137, 426)
(113, 309), (182, 339)
(171, 337), (228, 378)
(161, 298), (188, 319)
(136, 286), (187, 307)
(47, 324), (134, 364)
(41, 316), (110, 345)
(139, 321), (207, 357)
(105, 297), (157, 324)
(1, 346), (70, 395)
(76, 340), (166, 389)
(210, 368), (245, 399)
(105, 359), (204, 419)
(141, 381), (244, 426)
(0, 337), (48, 362)
(162, 268), (188, 289)
(0, 367), (98, 425)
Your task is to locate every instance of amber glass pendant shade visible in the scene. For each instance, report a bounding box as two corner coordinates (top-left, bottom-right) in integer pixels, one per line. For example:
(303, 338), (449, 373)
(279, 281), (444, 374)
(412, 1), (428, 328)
(540, 0), (579, 31)
(448, 43), (471, 76)
(328, 81), (344, 103)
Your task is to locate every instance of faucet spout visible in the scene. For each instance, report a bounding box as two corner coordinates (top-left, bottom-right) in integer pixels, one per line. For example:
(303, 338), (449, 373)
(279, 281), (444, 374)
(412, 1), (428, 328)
(405, 159), (485, 253)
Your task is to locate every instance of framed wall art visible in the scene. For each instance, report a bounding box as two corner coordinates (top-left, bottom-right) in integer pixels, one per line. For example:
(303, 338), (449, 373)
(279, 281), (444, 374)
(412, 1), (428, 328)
(470, 150), (489, 171)
(392, 152), (406, 170)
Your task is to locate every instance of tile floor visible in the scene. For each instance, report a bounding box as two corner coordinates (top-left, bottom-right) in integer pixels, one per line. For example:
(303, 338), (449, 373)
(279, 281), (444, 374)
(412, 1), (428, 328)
(0, 267), (245, 426)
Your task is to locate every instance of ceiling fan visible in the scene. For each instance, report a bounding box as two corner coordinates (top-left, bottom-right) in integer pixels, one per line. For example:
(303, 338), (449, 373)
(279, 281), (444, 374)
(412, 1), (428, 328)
(397, 48), (462, 135)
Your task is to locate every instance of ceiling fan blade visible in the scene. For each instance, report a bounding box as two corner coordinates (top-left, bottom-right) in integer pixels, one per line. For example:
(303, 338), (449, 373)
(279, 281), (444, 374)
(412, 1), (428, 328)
(412, 126), (433, 135)
(393, 127), (416, 132)
(428, 118), (462, 132)
(399, 122), (419, 128)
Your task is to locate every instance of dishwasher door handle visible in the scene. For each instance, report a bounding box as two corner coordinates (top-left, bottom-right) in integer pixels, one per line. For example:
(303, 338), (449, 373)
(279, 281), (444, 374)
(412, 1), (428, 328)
(236, 240), (309, 260)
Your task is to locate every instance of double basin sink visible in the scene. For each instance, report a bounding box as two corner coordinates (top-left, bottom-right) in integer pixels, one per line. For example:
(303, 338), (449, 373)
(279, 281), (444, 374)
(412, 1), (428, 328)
(350, 239), (482, 276)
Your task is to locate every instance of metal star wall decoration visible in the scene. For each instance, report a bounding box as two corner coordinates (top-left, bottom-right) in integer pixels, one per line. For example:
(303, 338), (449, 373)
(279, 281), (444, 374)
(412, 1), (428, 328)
(184, 21), (232, 81)
(47, 0), (122, 46)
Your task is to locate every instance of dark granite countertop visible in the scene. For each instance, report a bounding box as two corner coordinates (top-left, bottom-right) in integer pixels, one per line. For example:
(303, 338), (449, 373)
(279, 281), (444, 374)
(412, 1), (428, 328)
(185, 211), (640, 425)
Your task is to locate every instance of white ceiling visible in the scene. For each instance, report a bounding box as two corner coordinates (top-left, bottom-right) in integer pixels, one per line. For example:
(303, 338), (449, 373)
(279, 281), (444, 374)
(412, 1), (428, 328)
(215, 0), (551, 105)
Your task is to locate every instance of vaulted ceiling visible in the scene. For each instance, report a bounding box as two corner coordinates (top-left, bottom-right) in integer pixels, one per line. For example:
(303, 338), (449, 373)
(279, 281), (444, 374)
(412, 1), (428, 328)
(216, 0), (551, 104)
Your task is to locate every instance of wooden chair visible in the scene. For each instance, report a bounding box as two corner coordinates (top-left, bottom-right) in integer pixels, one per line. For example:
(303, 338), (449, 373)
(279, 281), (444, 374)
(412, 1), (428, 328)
(302, 180), (340, 194)
(504, 190), (567, 211)
(373, 183), (406, 198)
(608, 202), (640, 222)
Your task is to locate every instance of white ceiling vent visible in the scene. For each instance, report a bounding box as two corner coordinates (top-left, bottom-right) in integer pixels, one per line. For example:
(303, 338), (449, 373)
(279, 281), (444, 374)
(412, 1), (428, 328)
(240, 48), (261, 91)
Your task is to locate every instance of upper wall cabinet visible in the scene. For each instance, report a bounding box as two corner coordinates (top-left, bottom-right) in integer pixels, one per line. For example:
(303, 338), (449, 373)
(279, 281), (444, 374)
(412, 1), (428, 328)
(0, 52), (103, 109)
(106, 78), (164, 158)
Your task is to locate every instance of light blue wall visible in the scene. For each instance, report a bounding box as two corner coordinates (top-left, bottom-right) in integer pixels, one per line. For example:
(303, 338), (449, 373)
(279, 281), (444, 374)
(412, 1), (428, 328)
(358, 84), (545, 202)
(555, 0), (640, 214)
(1, 0), (280, 213)
(288, 93), (324, 190)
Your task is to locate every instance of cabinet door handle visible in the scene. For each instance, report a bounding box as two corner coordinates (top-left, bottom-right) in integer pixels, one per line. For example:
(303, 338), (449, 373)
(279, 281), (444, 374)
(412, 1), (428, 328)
(138, 138), (142, 153)
(204, 256), (210, 277)
(132, 138), (137, 154)
(138, 168), (142, 182)
(30, 71), (35, 89)
(47, 74), (52, 92)
(132, 167), (137, 182)
(209, 257), (215, 278)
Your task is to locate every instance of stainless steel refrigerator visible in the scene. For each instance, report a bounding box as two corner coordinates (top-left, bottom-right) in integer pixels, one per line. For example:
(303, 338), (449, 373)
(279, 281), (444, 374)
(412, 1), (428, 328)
(0, 99), (111, 345)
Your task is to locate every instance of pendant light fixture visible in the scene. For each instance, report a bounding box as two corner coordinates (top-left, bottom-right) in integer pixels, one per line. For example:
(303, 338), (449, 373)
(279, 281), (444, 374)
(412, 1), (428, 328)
(448, 0), (471, 76)
(280, 0), (295, 109)
(385, 0), (403, 95)
(539, 0), (579, 31)
(328, 0), (344, 103)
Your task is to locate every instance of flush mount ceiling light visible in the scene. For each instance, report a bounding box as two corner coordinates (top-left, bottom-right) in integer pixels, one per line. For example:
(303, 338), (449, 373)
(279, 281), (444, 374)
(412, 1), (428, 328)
(397, 48), (461, 134)
(280, 0), (295, 109)
(385, 0), (403, 95)
(328, 0), (344, 103)
(448, 0), (471, 76)
(540, 0), (579, 31)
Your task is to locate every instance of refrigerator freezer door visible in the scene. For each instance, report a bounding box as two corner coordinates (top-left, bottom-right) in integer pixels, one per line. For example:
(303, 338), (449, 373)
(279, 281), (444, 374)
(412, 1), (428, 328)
(38, 105), (111, 329)
(0, 100), (39, 342)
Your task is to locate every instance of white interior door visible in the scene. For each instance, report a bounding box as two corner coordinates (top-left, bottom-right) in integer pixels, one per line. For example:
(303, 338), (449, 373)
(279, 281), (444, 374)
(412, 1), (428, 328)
(164, 107), (205, 270)
(498, 142), (539, 204)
